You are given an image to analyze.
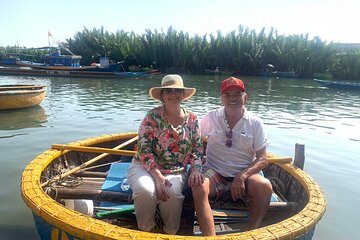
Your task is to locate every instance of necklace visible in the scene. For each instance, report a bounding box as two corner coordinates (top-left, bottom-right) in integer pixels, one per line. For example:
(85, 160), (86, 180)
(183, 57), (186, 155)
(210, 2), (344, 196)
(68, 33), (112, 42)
(223, 109), (245, 148)
(163, 106), (187, 136)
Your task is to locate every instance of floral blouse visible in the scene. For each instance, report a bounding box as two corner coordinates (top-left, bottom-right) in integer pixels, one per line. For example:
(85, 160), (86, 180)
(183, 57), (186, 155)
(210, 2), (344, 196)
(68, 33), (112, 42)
(133, 106), (203, 174)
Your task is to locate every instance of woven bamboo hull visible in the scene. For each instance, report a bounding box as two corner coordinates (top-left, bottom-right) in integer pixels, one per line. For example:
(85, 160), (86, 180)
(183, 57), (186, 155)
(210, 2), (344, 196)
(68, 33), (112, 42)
(21, 132), (326, 240)
(0, 85), (46, 110)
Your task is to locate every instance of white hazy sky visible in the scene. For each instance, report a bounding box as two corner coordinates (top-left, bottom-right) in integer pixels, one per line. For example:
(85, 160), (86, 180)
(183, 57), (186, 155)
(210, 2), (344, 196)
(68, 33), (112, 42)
(1, 0), (359, 48)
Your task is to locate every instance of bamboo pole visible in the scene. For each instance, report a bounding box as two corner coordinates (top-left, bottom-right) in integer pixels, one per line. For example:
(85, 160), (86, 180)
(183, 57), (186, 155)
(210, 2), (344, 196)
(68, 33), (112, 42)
(51, 143), (292, 164)
(45, 136), (291, 187)
(268, 157), (292, 164)
(51, 144), (136, 156)
(41, 135), (138, 187)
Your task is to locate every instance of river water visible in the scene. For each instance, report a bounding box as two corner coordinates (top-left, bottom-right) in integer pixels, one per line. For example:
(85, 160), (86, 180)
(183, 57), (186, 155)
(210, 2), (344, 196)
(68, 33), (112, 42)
(0, 74), (359, 239)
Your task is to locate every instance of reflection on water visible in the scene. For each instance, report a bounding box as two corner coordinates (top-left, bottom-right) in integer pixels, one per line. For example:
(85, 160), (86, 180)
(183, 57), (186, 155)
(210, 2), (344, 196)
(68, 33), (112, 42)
(0, 225), (39, 240)
(190, 76), (360, 142)
(0, 75), (359, 240)
(0, 105), (48, 130)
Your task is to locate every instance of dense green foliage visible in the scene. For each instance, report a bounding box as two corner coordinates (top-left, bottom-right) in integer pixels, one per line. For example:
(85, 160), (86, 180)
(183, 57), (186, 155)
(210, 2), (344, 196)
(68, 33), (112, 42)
(1, 25), (360, 80)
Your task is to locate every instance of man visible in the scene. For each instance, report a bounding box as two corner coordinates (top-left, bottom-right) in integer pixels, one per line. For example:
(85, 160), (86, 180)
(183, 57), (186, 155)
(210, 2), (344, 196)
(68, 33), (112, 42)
(191, 76), (272, 235)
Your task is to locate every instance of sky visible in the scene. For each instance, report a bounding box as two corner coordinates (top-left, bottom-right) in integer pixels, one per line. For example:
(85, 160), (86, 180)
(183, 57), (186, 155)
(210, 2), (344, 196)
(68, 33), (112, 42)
(1, 0), (360, 48)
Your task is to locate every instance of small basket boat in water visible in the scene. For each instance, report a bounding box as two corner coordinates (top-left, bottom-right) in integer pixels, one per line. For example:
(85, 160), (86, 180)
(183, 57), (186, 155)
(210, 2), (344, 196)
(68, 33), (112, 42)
(21, 132), (326, 239)
(0, 84), (46, 110)
(314, 78), (360, 90)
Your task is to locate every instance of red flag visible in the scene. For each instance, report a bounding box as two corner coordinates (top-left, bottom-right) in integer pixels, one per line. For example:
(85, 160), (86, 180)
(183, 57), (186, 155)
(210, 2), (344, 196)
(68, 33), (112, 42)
(48, 31), (52, 37)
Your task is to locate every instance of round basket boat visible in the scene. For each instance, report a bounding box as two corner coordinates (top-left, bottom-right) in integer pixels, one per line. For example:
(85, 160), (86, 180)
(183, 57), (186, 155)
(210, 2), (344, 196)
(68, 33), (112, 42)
(0, 84), (46, 110)
(21, 132), (326, 239)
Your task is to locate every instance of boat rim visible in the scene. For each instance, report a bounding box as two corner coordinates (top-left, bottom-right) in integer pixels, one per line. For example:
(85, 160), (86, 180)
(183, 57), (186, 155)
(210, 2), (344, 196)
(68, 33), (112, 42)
(0, 89), (46, 95)
(21, 132), (326, 239)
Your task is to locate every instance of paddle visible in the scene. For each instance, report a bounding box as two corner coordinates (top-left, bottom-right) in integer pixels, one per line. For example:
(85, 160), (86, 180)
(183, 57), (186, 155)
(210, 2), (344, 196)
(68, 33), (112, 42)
(95, 205), (135, 219)
(42, 135), (138, 187)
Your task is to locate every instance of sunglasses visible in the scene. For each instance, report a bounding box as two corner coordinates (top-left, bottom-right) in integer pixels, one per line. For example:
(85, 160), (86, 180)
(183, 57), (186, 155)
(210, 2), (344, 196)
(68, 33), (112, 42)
(225, 130), (233, 148)
(163, 88), (184, 94)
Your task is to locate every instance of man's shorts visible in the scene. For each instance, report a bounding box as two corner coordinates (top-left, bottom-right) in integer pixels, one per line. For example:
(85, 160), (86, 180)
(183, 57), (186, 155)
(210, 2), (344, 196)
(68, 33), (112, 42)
(203, 168), (264, 201)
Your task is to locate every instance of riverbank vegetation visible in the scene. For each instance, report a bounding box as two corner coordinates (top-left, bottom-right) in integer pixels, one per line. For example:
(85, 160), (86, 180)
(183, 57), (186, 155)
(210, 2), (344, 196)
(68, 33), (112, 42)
(1, 25), (359, 80)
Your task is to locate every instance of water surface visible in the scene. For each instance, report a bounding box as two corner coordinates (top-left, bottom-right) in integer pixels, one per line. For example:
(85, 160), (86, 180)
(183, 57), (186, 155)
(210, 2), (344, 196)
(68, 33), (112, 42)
(0, 74), (359, 239)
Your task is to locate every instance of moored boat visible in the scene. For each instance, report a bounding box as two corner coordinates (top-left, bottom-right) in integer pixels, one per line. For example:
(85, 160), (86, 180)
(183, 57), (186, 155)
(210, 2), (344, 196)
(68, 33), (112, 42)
(0, 66), (119, 78)
(1, 51), (160, 77)
(15, 60), (122, 72)
(203, 68), (233, 75)
(21, 132), (326, 239)
(0, 50), (121, 73)
(14, 56), (122, 73)
(0, 85), (46, 110)
(0, 66), (159, 78)
(314, 78), (360, 90)
(113, 69), (161, 77)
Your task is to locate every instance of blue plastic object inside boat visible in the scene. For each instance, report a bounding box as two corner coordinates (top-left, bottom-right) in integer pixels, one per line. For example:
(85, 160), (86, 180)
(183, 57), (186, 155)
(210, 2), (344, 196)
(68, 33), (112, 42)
(101, 162), (132, 193)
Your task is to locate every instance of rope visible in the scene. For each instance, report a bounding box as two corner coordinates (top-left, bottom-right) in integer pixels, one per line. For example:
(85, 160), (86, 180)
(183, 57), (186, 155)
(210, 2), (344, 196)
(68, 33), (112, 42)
(82, 160), (121, 171)
(41, 166), (84, 200)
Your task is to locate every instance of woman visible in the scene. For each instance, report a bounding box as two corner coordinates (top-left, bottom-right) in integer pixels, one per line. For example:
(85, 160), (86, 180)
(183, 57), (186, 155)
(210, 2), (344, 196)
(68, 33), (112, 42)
(127, 74), (204, 234)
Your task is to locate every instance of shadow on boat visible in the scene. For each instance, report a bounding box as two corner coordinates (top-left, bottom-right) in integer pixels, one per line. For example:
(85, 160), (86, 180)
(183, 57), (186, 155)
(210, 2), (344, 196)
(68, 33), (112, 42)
(0, 105), (48, 130)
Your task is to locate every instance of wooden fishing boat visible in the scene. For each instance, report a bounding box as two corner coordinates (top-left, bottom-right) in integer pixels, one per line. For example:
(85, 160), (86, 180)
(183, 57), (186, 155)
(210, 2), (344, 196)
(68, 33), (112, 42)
(314, 78), (360, 90)
(0, 67), (122, 78)
(21, 132), (326, 239)
(0, 67), (160, 79)
(113, 69), (161, 77)
(0, 85), (46, 110)
(1, 52), (160, 78)
(1, 51), (121, 73)
(202, 68), (233, 75)
(15, 60), (122, 72)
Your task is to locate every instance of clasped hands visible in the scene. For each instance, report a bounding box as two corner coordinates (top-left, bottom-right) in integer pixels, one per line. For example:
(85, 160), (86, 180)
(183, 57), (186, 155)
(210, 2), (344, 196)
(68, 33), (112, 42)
(188, 168), (204, 187)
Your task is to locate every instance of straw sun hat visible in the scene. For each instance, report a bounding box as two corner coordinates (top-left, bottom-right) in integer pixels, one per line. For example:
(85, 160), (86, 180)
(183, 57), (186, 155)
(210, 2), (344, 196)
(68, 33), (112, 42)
(149, 74), (196, 101)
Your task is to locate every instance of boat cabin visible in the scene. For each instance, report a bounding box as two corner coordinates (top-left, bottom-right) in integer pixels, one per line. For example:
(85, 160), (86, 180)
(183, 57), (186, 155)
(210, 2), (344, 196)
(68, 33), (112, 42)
(1, 54), (20, 65)
(44, 49), (82, 67)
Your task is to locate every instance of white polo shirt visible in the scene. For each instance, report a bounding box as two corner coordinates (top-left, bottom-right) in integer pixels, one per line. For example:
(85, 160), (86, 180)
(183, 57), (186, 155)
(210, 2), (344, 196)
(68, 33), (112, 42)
(200, 107), (268, 177)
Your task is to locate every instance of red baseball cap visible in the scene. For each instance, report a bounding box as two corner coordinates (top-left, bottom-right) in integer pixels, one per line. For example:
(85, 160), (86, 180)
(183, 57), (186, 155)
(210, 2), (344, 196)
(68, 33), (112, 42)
(220, 77), (246, 94)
